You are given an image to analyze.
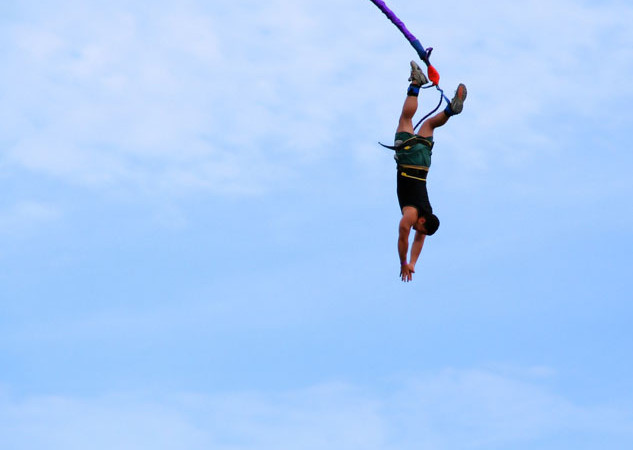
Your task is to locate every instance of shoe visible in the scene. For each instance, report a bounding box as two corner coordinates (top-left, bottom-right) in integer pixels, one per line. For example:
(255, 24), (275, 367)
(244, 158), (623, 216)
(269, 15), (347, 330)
(408, 60), (428, 86)
(448, 83), (467, 115)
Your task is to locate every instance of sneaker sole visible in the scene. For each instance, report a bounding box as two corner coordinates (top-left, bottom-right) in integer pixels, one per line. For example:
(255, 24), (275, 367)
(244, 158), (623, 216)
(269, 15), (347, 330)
(451, 83), (467, 114)
(409, 61), (428, 86)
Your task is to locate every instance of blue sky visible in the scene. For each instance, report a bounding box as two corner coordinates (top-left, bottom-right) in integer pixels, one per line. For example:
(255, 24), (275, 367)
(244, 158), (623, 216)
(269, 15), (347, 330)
(1, 0), (633, 448)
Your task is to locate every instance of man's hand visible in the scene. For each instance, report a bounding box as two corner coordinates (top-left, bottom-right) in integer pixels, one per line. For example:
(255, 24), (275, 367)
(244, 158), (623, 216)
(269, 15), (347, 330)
(400, 263), (415, 282)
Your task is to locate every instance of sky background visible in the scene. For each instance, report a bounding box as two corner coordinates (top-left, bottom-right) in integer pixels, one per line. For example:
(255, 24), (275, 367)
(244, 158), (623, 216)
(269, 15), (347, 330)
(1, 0), (633, 448)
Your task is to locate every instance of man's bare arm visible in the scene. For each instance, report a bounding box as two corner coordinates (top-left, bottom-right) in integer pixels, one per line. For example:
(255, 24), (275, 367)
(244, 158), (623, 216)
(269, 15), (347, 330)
(398, 208), (418, 263)
(398, 207), (418, 282)
(409, 230), (426, 269)
(398, 219), (411, 265)
(399, 222), (414, 282)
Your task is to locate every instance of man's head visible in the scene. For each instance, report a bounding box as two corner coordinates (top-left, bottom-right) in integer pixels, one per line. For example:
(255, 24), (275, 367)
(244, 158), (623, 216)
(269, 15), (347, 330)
(414, 213), (440, 235)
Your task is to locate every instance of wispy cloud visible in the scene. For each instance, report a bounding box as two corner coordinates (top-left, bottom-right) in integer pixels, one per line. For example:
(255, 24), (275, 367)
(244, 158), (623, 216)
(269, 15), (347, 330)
(1, 368), (631, 450)
(0, 200), (61, 234)
(2, 0), (632, 198)
(2, 1), (359, 196)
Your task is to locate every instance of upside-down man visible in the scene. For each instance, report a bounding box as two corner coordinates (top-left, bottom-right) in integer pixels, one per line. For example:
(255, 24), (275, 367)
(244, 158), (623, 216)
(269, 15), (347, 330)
(392, 61), (467, 282)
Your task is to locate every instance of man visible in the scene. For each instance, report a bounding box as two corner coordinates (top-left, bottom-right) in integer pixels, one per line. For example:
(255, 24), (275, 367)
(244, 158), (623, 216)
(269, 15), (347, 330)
(394, 61), (467, 282)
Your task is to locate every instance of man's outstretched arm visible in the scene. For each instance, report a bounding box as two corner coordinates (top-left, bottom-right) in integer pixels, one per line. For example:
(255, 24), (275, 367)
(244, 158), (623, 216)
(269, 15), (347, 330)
(398, 221), (411, 264)
(409, 230), (426, 269)
(398, 207), (418, 282)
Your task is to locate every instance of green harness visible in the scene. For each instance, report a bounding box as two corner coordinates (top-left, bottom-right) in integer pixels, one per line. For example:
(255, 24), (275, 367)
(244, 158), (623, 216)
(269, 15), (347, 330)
(381, 134), (434, 168)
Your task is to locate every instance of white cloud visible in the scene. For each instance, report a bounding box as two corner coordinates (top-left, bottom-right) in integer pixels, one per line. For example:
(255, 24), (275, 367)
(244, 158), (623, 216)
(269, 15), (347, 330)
(1, 0), (632, 198)
(0, 200), (62, 234)
(1, 368), (631, 450)
(2, 0), (353, 196)
(430, 0), (633, 172)
(0, 392), (207, 450)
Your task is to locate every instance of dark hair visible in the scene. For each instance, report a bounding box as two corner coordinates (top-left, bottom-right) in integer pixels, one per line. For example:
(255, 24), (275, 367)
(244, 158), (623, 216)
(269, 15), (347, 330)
(423, 213), (440, 236)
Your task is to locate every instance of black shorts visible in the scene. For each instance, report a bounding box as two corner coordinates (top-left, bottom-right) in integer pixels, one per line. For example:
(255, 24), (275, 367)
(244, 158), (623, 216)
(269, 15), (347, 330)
(397, 166), (433, 216)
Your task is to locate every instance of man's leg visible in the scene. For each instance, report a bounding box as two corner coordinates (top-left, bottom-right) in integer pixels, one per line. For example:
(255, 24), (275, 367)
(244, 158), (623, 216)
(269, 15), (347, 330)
(417, 83), (467, 137)
(397, 96), (418, 134)
(417, 110), (449, 137)
(397, 61), (428, 134)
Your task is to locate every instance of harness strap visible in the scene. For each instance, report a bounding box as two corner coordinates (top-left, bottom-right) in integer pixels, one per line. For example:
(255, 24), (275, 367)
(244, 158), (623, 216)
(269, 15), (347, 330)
(399, 171), (427, 182)
(379, 135), (434, 151)
(398, 165), (429, 182)
(413, 84), (450, 132)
